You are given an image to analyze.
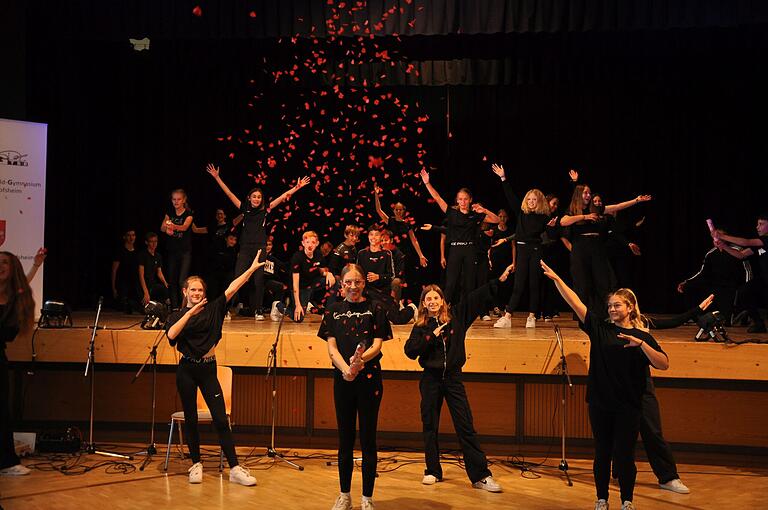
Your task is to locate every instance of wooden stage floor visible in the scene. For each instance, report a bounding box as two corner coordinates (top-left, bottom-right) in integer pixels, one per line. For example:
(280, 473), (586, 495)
(0, 446), (764, 510)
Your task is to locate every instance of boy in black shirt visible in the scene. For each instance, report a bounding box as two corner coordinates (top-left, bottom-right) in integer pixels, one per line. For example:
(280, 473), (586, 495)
(328, 225), (361, 278)
(138, 232), (169, 306)
(279, 231), (337, 322)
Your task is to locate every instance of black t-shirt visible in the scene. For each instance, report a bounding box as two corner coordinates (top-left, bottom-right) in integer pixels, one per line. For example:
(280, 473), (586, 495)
(113, 245), (139, 289)
(239, 201), (268, 246)
(580, 311), (665, 411)
(165, 294), (228, 359)
(290, 250), (324, 287)
(165, 208), (194, 253)
(138, 250), (163, 286)
(208, 220), (234, 252)
(387, 217), (413, 247)
(356, 248), (394, 291)
(571, 207), (609, 237)
(317, 299), (392, 373)
(446, 208), (484, 244)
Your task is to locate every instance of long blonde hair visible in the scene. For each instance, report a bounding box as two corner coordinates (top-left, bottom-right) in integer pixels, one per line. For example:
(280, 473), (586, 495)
(521, 189), (550, 215)
(415, 284), (452, 327)
(0, 252), (35, 335)
(609, 288), (649, 332)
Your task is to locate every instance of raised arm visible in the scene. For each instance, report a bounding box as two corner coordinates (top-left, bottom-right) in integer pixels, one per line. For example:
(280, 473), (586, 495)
(491, 163), (520, 218)
(541, 260), (586, 322)
(224, 249), (265, 302)
(716, 232), (764, 248)
(27, 247), (46, 284)
(604, 194), (652, 215)
(269, 175), (311, 210)
(167, 298), (209, 341)
(206, 163), (242, 209)
(373, 184), (389, 222)
(420, 169), (448, 213)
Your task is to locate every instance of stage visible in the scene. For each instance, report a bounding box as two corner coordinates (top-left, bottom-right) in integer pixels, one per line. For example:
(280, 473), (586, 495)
(6, 312), (768, 456)
(0, 446), (764, 510)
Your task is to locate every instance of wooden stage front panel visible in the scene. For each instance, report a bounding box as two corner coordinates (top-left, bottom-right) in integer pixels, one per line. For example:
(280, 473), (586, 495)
(7, 313), (768, 452)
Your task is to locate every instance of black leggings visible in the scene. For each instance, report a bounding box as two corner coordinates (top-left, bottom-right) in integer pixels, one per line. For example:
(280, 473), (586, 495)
(445, 244), (477, 304)
(167, 251), (191, 309)
(589, 403), (641, 502)
(234, 244), (266, 312)
(571, 237), (617, 314)
(419, 369), (491, 484)
(333, 365), (383, 497)
(176, 360), (238, 467)
(0, 358), (20, 470)
(505, 243), (542, 314)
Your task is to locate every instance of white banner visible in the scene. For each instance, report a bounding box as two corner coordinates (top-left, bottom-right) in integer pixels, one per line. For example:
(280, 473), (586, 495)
(0, 118), (47, 311)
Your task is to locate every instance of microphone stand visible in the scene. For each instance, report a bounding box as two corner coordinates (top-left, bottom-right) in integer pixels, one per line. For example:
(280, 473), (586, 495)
(554, 325), (574, 486)
(132, 330), (165, 469)
(83, 297), (132, 460)
(262, 309), (303, 470)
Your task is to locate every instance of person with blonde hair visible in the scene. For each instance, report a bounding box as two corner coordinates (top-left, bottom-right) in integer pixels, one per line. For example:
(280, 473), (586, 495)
(161, 188), (194, 309)
(1, 248), (45, 476)
(541, 260), (668, 510)
(165, 252), (265, 486)
(490, 163), (551, 329)
(404, 264), (513, 493)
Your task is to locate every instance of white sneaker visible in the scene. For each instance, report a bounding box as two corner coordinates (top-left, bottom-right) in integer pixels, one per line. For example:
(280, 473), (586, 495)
(270, 300), (283, 321)
(659, 478), (690, 494)
(525, 315), (536, 328)
(331, 493), (353, 510)
(361, 497), (375, 510)
(229, 465), (257, 486)
(188, 461), (203, 483)
(224, 311), (232, 321)
(254, 313), (265, 322)
(0, 464), (31, 476)
(595, 499), (609, 510)
(493, 316), (512, 328)
(481, 315), (492, 321)
(621, 502), (636, 510)
(422, 474), (438, 485)
(471, 475), (502, 492)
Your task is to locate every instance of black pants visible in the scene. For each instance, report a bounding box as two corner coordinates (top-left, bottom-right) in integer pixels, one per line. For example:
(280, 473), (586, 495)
(683, 280), (737, 324)
(263, 279), (288, 306)
(445, 245), (477, 305)
(167, 251), (192, 309)
(0, 358), (20, 470)
(365, 287), (414, 325)
(505, 243), (542, 314)
(285, 277), (337, 323)
(234, 244), (266, 312)
(333, 365), (383, 497)
(589, 403), (641, 502)
(419, 369), (491, 484)
(571, 237), (617, 314)
(176, 360), (237, 467)
(639, 380), (679, 483)
(735, 278), (767, 327)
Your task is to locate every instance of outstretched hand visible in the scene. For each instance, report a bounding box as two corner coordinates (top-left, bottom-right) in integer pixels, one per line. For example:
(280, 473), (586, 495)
(617, 332), (644, 348)
(294, 175), (311, 190)
(540, 260), (559, 281)
(250, 249), (266, 271)
(568, 169), (579, 182)
(420, 169), (430, 185)
(420, 224), (433, 231)
(206, 163), (220, 178)
(491, 163), (505, 179)
(635, 194), (652, 203)
(698, 293), (715, 311)
(500, 263), (515, 282)
(33, 247), (47, 267)
(188, 298), (208, 317)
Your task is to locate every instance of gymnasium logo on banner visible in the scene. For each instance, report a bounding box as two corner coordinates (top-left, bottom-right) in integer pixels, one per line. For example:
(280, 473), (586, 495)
(0, 118), (47, 313)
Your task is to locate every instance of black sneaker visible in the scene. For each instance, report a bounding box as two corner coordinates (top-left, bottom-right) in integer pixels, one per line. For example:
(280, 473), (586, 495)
(747, 322), (767, 334)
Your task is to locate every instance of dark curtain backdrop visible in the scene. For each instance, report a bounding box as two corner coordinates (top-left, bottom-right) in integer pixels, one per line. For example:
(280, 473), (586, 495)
(14, 1), (768, 312)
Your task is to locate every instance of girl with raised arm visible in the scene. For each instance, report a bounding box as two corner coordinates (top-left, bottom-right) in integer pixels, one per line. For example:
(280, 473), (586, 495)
(541, 260), (668, 510)
(420, 169), (499, 304)
(207, 163), (310, 321)
(165, 253), (265, 486)
(404, 265), (513, 493)
(490, 163), (551, 329)
(559, 178), (651, 314)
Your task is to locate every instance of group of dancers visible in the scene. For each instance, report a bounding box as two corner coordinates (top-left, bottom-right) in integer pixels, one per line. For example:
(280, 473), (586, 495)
(8, 159), (767, 510)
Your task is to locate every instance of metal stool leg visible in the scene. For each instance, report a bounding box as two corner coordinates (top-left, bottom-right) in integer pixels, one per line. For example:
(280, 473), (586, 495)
(163, 419), (175, 471)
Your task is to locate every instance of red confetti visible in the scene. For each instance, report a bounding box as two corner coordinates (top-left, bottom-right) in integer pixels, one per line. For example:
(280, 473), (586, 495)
(192, 5), (202, 17)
